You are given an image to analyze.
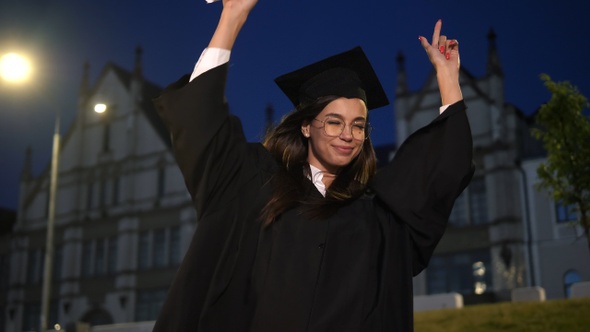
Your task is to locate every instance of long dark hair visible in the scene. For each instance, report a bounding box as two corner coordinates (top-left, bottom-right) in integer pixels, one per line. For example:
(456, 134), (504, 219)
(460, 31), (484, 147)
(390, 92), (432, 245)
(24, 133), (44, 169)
(260, 95), (377, 225)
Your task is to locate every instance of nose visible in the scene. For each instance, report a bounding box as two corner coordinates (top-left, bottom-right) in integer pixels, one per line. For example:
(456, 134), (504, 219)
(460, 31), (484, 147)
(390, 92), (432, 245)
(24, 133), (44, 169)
(339, 124), (354, 141)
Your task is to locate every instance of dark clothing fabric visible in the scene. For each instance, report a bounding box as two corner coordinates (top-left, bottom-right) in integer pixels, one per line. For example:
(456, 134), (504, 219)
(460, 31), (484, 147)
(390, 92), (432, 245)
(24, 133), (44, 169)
(152, 63), (474, 332)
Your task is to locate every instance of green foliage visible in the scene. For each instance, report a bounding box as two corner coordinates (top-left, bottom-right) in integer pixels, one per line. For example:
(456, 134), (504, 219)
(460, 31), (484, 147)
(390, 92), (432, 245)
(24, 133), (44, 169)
(531, 74), (590, 232)
(415, 298), (590, 332)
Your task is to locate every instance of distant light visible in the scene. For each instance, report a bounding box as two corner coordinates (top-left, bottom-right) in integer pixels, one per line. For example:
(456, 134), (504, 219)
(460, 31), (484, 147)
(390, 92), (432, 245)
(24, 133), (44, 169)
(94, 103), (107, 113)
(54, 323), (61, 330)
(474, 281), (487, 295)
(0, 53), (32, 82)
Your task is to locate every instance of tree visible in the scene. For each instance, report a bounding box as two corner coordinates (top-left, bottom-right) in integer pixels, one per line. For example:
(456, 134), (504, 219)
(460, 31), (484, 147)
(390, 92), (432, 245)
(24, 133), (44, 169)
(531, 74), (590, 254)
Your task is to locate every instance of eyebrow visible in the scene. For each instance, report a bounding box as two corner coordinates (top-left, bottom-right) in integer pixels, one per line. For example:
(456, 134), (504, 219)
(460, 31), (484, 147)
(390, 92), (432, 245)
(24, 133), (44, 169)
(323, 113), (367, 122)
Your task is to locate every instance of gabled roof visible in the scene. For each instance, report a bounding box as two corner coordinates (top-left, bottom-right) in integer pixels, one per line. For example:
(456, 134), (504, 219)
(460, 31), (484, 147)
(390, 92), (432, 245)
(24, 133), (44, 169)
(19, 62), (170, 210)
(404, 66), (495, 121)
(100, 62), (170, 148)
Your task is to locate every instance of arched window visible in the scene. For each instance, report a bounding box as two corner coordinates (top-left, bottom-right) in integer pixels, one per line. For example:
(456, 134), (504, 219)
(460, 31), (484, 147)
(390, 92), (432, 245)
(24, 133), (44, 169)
(563, 270), (581, 298)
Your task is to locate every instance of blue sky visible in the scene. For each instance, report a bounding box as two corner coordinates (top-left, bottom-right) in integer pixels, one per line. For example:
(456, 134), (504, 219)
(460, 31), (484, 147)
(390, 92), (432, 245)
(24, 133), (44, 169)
(1, 0), (589, 210)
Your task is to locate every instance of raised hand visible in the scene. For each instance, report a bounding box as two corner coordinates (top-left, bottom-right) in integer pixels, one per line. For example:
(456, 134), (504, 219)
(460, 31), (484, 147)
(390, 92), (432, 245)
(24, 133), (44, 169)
(419, 19), (462, 106)
(221, 0), (258, 16)
(209, 0), (258, 50)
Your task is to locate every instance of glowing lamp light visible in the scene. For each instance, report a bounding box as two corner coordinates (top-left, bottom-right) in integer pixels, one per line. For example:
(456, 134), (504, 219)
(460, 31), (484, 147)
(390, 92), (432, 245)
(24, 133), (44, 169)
(94, 103), (107, 114)
(0, 53), (32, 82)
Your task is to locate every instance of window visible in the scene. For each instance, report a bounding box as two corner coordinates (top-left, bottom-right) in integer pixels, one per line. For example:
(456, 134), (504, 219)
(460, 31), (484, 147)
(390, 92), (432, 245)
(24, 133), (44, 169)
(26, 249), (44, 284)
(449, 177), (488, 227)
(564, 270), (581, 298)
(157, 167), (166, 199)
(108, 237), (118, 274)
(427, 250), (492, 295)
(135, 289), (167, 322)
(556, 202), (578, 223)
(82, 238), (118, 277)
(137, 227), (182, 270)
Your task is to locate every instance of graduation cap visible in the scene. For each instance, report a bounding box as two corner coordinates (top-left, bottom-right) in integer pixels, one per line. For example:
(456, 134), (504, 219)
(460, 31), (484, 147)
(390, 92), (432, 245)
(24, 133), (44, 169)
(274, 46), (389, 111)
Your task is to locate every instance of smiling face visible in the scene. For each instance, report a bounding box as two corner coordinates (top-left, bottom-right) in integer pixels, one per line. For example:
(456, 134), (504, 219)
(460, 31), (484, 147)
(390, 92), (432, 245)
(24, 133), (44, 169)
(301, 97), (368, 174)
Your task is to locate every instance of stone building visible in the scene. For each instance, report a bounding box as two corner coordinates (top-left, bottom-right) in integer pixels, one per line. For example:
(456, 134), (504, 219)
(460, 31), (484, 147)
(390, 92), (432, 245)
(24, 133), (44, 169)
(394, 30), (590, 303)
(4, 47), (195, 331)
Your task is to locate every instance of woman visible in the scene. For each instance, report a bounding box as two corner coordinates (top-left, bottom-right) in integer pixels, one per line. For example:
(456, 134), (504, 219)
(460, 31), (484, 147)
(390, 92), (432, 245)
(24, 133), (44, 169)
(153, 0), (473, 331)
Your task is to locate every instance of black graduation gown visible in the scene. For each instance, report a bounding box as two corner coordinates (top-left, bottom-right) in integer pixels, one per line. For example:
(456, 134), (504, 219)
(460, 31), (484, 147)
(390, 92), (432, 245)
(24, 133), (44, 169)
(152, 63), (474, 332)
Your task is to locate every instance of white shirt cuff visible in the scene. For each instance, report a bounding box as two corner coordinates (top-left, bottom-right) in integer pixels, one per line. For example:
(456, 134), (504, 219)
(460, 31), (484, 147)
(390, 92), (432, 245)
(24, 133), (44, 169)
(440, 104), (450, 114)
(189, 47), (231, 82)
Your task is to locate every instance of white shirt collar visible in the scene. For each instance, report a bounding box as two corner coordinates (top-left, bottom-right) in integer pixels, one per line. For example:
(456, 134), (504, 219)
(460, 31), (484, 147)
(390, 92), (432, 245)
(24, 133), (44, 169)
(308, 164), (326, 197)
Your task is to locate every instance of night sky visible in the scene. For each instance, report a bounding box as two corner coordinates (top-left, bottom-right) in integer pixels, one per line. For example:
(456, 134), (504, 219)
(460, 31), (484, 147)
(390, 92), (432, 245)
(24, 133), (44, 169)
(1, 0), (589, 210)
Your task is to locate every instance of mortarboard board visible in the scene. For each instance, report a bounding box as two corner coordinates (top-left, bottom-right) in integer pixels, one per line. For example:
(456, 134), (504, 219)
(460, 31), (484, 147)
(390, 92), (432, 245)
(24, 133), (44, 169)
(274, 46), (389, 111)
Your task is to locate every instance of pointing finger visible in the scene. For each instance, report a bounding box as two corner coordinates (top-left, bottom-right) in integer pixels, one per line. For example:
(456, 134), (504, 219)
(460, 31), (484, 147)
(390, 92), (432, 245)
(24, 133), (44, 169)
(431, 19), (442, 47)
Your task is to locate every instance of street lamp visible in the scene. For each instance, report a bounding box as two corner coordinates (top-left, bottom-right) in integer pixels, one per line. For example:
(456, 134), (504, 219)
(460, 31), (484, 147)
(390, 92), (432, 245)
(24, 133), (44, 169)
(0, 53), (31, 82)
(94, 103), (107, 114)
(1, 52), (58, 332)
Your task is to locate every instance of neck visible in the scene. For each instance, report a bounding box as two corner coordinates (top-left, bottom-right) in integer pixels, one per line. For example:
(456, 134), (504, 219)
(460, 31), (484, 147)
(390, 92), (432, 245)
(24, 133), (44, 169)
(308, 163), (337, 188)
(321, 172), (336, 188)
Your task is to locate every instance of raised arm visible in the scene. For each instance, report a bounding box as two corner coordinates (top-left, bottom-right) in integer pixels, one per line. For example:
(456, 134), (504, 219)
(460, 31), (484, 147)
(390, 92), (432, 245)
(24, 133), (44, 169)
(209, 0), (258, 50)
(419, 19), (462, 106)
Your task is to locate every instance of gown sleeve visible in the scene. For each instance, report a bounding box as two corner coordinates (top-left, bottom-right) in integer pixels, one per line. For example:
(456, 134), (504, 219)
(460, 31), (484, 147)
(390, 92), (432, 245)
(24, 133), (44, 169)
(153, 64), (250, 217)
(370, 100), (475, 275)
(152, 63), (273, 331)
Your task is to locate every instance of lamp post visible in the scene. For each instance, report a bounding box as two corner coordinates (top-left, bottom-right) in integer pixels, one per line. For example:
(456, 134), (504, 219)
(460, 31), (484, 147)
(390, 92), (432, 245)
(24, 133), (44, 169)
(40, 109), (60, 332)
(1, 52), (58, 332)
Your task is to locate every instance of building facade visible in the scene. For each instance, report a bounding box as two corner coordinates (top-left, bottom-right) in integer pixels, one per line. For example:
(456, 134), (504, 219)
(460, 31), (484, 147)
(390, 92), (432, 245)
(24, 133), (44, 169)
(395, 30), (590, 303)
(4, 48), (196, 331)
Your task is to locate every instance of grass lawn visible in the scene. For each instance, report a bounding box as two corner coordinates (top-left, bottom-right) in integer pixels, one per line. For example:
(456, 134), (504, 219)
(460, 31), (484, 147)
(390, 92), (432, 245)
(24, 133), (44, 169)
(414, 298), (590, 332)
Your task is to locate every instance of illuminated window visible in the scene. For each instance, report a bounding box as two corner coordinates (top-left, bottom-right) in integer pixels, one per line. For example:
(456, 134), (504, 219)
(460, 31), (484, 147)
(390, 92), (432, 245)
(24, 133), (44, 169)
(169, 227), (181, 266)
(555, 202), (578, 223)
(427, 250), (492, 295)
(137, 227), (181, 270)
(86, 182), (94, 210)
(153, 229), (166, 268)
(157, 168), (166, 198)
(102, 123), (110, 152)
(23, 303), (40, 332)
(138, 231), (151, 270)
(108, 237), (118, 274)
(82, 238), (118, 277)
(112, 176), (120, 205)
(26, 250), (44, 284)
(53, 245), (63, 281)
(564, 270), (581, 298)
(82, 241), (94, 277)
(95, 240), (105, 275)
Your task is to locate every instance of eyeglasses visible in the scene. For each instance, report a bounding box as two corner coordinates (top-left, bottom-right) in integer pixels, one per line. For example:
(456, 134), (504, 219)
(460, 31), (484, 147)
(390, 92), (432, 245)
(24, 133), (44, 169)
(312, 116), (372, 140)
